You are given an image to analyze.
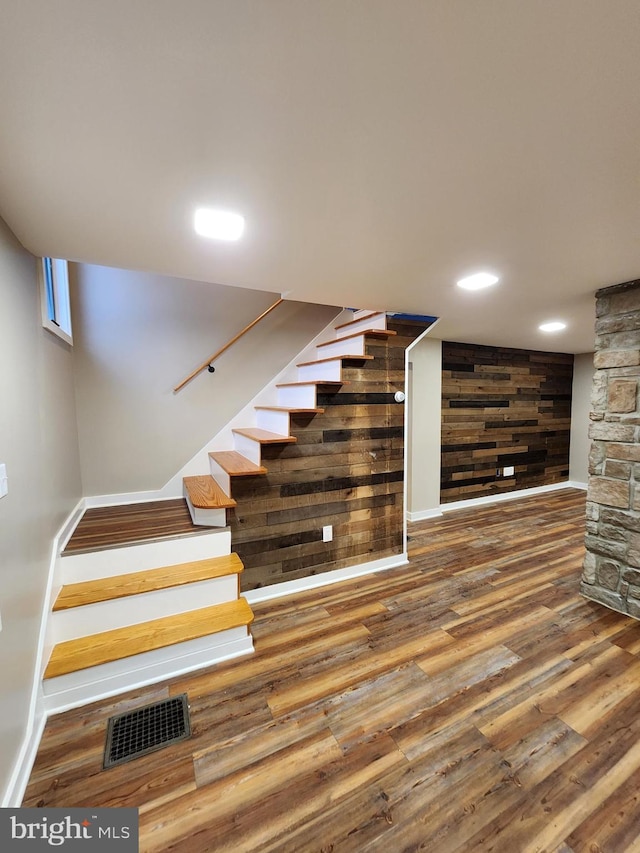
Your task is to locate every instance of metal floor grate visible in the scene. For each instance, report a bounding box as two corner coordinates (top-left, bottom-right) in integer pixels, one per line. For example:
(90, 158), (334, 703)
(103, 694), (191, 769)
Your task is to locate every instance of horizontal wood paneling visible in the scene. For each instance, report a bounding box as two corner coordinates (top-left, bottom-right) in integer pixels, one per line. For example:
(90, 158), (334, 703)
(233, 320), (428, 591)
(441, 342), (574, 503)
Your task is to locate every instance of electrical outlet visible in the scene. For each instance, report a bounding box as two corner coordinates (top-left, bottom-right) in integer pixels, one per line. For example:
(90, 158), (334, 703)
(322, 525), (333, 542)
(503, 465), (515, 477)
(0, 463), (7, 498)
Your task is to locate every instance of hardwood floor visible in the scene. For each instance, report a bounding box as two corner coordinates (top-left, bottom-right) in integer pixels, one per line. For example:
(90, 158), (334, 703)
(63, 499), (207, 555)
(24, 488), (640, 852)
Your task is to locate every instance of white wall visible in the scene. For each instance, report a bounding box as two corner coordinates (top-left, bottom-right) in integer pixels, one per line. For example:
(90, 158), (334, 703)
(407, 337), (442, 518)
(71, 264), (339, 496)
(569, 351), (593, 485)
(0, 218), (82, 801)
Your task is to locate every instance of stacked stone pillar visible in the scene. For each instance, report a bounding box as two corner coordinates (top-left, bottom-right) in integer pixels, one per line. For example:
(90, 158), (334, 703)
(581, 279), (640, 616)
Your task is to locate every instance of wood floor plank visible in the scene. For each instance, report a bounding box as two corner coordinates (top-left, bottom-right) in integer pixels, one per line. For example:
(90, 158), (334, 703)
(566, 761), (640, 852)
(140, 730), (344, 853)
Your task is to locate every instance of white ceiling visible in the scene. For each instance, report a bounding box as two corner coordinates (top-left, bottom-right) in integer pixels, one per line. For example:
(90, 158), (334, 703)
(1, 1), (639, 353)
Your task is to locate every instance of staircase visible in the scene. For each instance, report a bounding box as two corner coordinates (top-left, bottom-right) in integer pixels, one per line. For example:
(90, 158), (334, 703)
(42, 309), (397, 710)
(183, 309), (396, 526)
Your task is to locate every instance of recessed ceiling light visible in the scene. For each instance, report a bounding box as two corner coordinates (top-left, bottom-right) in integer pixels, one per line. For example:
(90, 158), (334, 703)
(456, 272), (499, 290)
(539, 321), (567, 332)
(194, 207), (245, 241)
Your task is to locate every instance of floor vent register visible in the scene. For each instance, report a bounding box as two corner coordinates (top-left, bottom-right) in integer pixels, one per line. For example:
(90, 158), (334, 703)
(103, 694), (191, 769)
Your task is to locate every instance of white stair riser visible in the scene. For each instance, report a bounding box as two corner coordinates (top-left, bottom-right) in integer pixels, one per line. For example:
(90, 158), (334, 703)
(335, 312), (387, 338)
(255, 409), (290, 434)
(42, 629), (254, 713)
(297, 360), (342, 382)
(232, 433), (263, 465)
(351, 308), (377, 321)
(51, 575), (239, 642)
(277, 385), (318, 408)
(317, 336), (366, 359)
(59, 529), (231, 584)
(208, 458), (232, 494)
(185, 494), (228, 528)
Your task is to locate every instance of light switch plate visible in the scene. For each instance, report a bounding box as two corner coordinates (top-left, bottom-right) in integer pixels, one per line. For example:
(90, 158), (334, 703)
(0, 463), (7, 498)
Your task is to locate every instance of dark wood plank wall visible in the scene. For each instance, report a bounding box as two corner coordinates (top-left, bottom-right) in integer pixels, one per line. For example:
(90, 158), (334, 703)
(441, 341), (573, 503)
(232, 321), (428, 591)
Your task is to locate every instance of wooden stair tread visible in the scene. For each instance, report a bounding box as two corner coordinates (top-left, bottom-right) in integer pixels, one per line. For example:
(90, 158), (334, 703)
(296, 354), (374, 367)
(316, 329), (397, 347)
(254, 406), (324, 413)
(232, 428), (297, 444)
(209, 450), (267, 476)
(53, 553), (244, 611)
(44, 598), (254, 679)
(276, 380), (346, 388)
(335, 311), (385, 330)
(184, 475), (236, 509)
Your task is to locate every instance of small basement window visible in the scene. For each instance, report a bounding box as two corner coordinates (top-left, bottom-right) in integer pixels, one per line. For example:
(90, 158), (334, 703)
(39, 256), (72, 344)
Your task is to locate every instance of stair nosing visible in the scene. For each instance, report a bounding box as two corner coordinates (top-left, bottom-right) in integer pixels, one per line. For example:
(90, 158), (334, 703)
(275, 380), (347, 388)
(232, 428), (297, 444)
(184, 474), (236, 509)
(254, 406), (324, 413)
(334, 311), (385, 330)
(61, 525), (218, 558)
(208, 450), (268, 476)
(316, 329), (397, 347)
(296, 355), (374, 367)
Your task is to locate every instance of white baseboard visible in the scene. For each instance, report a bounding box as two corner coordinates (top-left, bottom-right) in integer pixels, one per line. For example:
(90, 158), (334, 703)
(57, 499), (86, 555)
(1, 710), (46, 808)
(84, 491), (181, 508)
(1, 498), (84, 808)
(406, 507), (443, 522)
(440, 480), (585, 514)
(245, 552), (408, 605)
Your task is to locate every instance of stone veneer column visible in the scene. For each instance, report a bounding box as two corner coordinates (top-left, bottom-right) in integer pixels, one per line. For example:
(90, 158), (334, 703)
(581, 279), (640, 616)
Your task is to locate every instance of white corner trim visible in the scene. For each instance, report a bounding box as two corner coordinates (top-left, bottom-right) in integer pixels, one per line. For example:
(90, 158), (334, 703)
(440, 481), (584, 514)
(1, 497), (84, 807)
(568, 480), (588, 491)
(406, 507), (444, 522)
(57, 499), (86, 553)
(245, 552), (408, 605)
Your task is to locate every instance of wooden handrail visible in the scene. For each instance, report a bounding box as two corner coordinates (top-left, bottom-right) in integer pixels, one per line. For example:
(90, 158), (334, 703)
(173, 297), (284, 392)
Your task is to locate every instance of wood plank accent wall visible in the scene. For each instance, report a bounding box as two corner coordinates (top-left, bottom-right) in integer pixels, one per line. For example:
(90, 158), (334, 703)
(231, 320), (428, 591)
(441, 341), (574, 503)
